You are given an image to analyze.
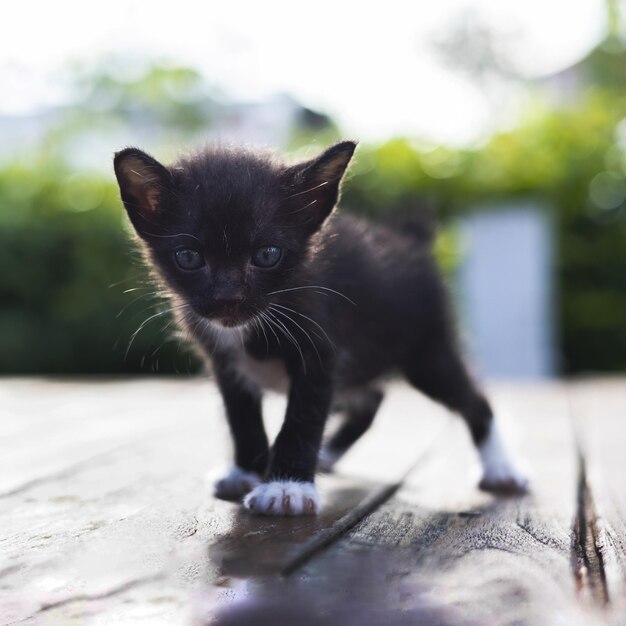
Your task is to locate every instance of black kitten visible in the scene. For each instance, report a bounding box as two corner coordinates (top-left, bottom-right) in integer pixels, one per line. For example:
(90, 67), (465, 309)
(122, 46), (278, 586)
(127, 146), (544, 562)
(113, 141), (527, 516)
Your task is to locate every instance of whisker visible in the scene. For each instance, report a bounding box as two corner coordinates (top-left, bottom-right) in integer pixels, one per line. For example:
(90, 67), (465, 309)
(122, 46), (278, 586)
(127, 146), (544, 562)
(122, 287), (151, 294)
(269, 305), (322, 365)
(116, 292), (155, 319)
(141, 232), (204, 244)
(125, 303), (190, 360)
(284, 199), (318, 215)
(265, 285), (356, 306)
(269, 303), (336, 352)
(265, 310), (307, 373)
(150, 318), (178, 357)
(284, 181), (329, 199)
(108, 274), (147, 288)
(251, 310), (270, 353)
(259, 310), (281, 346)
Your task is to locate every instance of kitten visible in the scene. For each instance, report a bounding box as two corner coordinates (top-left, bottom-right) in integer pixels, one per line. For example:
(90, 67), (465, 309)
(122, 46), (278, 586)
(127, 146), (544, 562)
(113, 141), (527, 516)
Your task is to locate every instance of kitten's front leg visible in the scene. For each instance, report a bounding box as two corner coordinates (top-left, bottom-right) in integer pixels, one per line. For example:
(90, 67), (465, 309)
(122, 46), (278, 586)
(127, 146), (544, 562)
(244, 367), (333, 516)
(213, 358), (269, 501)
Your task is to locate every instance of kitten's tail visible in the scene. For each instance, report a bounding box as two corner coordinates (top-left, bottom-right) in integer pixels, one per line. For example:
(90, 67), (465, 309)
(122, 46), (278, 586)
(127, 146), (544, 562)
(390, 204), (437, 247)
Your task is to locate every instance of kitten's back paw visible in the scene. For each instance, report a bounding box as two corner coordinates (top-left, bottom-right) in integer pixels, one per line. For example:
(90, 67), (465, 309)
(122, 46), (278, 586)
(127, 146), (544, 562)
(317, 447), (342, 473)
(478, 421), (529, 494)
(243, 481), (321, 516)
(479, 471), (529, 494)
(214, 466), (261, 501)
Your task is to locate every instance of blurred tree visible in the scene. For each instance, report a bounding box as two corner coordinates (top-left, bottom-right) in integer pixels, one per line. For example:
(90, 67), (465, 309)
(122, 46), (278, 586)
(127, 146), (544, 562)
(431, 10), (520, 83)
(342, 92), (626, 373)
(4, 41), (626, 374)
(0, 60), (218, 373)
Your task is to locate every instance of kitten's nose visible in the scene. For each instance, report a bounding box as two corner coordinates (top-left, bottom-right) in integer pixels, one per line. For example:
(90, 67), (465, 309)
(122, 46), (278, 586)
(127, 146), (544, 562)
(212, 293), (246, 326)
(212, 286), (245, 309)
(212, 270), (245, 311)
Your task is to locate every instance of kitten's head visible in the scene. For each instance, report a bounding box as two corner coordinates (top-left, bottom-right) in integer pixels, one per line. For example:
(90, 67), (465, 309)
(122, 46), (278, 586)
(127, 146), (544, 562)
(113, 141), (355, 327)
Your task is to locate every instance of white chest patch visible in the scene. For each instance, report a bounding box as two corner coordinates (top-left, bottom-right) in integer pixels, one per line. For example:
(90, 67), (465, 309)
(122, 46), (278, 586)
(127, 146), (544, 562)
(238, 354), (289, 394)
(205, 322), (289, 394)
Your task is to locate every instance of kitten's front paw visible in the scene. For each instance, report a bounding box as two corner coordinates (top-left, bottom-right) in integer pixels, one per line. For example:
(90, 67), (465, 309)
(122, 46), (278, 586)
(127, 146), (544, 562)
(243, 481), (321, 516)
(214, 466), (261, 501)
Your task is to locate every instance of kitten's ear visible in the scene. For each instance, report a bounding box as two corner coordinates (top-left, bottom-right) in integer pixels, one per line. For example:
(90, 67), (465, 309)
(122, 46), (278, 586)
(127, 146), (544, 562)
(113, 148), (173, 237)
(282, 141), (356, 229)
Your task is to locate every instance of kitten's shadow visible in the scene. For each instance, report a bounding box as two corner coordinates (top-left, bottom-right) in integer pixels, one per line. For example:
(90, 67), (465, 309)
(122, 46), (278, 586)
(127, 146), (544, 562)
(209, 480), (373, 578)
(208, 472), (531, 581)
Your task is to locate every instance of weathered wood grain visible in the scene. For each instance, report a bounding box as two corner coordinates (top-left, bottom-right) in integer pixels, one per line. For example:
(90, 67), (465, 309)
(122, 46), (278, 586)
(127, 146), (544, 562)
(0, 379), (443, 625)
(571, 379), (626, 622)
(5, 379), (613, 625)
(279, 383), (592, 626)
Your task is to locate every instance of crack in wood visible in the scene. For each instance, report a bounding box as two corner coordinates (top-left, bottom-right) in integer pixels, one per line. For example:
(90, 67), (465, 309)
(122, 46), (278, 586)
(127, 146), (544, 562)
(5, 575), (164, 625)
(0, 444), (131, 500)
(280, 481), (402, 576)
(0, 427), (180, 500)
(279, 425), (449, 576)
(572, 453), (610, 607)
(515, 521), (556, 549)
(38, 574), (163, 613)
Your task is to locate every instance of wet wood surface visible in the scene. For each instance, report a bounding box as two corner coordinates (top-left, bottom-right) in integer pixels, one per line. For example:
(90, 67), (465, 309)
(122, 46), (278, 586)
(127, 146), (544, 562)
(295, 383), (592, 626)
(0, 378), (623, 625)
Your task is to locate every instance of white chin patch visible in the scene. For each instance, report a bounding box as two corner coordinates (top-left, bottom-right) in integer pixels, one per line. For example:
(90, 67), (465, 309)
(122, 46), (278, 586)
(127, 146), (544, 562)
(478, 421), (528, 493)
(317, 447), (343, 473)
(243, 481), (321, 516)
(214, 465), (261, 500)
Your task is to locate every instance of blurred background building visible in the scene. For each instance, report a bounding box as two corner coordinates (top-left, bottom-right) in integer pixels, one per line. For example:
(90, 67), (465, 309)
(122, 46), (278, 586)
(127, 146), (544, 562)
(1, 0), (625, 378)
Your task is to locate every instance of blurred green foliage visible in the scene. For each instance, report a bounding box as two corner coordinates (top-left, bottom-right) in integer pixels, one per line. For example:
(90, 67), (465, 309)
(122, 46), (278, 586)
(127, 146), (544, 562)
(0, 159), (200, 373)
(342, 93), (626, 373)
(3, 53), (626, 374)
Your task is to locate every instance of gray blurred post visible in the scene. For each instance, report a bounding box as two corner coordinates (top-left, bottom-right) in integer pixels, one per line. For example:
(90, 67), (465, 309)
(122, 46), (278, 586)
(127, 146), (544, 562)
(457, 205), (556, 379)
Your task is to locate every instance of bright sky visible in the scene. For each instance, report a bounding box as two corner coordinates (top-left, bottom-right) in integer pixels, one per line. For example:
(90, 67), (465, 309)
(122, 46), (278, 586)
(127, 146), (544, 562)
(1, 0), (606, 145)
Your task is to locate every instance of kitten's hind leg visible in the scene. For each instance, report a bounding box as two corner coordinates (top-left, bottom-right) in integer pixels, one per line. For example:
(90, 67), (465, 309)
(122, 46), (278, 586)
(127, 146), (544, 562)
(403, 342), (527, 493)
(318, 387), (384, 472)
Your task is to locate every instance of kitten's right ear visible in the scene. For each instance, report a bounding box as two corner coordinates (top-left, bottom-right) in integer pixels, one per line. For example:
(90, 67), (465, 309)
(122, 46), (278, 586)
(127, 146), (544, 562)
(113, 148), (173, 237)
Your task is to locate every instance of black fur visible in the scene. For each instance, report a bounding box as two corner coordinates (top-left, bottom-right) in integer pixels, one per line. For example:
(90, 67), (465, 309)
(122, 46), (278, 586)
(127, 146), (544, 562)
(113, 141), (494, 486)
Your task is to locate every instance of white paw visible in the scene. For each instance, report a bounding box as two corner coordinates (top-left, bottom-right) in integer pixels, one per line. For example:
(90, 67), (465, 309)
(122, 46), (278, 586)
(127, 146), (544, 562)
(214, 466), (261, 501)
(317, 447), (342, 473)
(478, 421), (528, 493)
(243, 481), (321, 516)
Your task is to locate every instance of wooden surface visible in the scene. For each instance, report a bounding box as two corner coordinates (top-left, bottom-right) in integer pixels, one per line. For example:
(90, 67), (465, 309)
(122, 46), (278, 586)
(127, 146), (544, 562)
(571, 379), (626, 624)
(0, 378), (624, 625)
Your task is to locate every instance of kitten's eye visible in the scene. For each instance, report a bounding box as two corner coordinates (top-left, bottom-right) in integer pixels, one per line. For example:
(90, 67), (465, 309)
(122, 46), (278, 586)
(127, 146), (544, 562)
(252, 245), (282, 268)
(174, 248), (204, 271)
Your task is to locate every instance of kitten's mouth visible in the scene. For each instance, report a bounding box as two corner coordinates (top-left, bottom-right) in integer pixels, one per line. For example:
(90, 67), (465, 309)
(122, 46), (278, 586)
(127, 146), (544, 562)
(194, 303), (252, 329)
(210, 307), (252, 328)
(216, 315), (246, 328)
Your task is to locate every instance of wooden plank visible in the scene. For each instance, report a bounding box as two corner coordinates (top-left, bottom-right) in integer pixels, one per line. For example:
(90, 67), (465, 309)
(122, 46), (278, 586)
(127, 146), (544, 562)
(0, 379), (445, 624)
(0, 379), (223, 495)
(571, 378), (626, 621)
(272, 382), (592, 626)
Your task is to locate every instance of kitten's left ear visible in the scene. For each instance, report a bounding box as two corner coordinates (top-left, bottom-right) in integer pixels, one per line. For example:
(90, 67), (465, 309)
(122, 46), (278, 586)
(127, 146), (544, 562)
(282, 140), (357, 229)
